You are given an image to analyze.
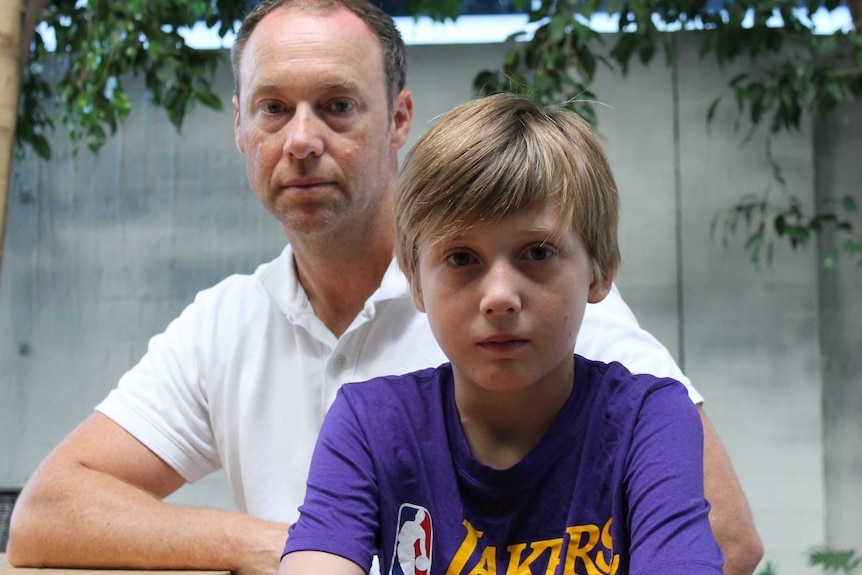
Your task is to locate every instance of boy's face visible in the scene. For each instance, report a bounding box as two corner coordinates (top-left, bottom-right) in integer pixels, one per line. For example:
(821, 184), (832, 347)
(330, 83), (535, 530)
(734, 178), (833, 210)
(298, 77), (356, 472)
(416, 204), (611, 396)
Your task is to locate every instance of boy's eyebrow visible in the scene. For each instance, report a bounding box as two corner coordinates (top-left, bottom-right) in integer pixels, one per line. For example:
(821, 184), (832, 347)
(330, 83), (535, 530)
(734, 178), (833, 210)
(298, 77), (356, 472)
(436, 222), (564, 244)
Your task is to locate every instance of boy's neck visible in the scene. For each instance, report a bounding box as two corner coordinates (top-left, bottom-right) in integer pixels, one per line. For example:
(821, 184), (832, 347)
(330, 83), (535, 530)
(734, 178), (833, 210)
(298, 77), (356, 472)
(453, 363), (575, 470)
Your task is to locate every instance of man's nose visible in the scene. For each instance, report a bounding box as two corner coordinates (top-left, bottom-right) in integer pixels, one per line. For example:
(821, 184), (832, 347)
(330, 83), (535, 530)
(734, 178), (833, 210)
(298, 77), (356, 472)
(284, 105), (324, 159)
(480, 260), (522, 316)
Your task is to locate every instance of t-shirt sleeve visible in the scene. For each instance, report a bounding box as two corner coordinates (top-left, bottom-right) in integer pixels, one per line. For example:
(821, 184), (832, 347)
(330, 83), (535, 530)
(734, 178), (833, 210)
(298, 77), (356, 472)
(94, 289), (220, 483)
(282, 386), (378, 571)
(578, 283), (704, 405)
(626, 381), (724, 575)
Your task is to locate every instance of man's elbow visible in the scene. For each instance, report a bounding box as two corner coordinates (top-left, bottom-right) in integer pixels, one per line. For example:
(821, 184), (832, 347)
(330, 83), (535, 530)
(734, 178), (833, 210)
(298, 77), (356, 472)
(7, 507), (42, 567)
(722, 533), (765, 575)
(6, 485), (55, 567)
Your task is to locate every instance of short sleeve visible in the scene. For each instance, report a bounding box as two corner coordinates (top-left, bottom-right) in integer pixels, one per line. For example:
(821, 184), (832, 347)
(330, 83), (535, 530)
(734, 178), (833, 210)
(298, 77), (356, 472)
(625, 381), (723, 575)
(282, 386), (379, 572)
(95, 291), (220, 482)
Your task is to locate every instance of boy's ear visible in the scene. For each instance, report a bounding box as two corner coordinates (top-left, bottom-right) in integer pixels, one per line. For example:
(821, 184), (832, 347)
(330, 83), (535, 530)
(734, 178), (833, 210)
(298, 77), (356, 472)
(587, 264), (614, 304)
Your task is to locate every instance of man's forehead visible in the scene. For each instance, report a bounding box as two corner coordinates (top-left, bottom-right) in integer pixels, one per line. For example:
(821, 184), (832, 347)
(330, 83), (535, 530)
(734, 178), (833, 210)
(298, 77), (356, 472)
(242, 5), (385, 76)
(252, 4), (379, 48)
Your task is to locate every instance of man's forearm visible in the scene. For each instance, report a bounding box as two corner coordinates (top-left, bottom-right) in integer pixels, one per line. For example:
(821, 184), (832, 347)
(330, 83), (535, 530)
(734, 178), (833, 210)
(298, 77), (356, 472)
(700, 408), (764, 575)
(8, 459), (288, 575)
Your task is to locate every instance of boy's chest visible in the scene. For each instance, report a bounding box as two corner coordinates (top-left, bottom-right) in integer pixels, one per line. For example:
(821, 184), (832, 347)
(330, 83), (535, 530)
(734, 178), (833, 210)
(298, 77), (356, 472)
(377, 454), (624, 575)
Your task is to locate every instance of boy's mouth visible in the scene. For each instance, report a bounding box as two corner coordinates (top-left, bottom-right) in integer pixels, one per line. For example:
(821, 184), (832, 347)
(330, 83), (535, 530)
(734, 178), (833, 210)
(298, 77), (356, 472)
(477, 335), (530, 352)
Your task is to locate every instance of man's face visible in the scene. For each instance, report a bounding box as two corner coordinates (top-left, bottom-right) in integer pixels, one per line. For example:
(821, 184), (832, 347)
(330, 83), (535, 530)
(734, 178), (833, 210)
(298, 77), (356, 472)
(233, 6), (412, 242)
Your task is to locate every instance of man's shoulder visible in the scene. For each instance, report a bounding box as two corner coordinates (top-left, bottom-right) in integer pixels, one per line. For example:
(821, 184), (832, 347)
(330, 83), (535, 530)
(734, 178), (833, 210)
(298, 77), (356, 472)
(578, 356), (689, 404)
(189, 246), (291, 308)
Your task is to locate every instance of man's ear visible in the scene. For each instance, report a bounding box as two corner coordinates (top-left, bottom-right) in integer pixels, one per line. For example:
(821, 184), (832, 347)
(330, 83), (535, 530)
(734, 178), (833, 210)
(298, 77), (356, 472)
(587, 264), (614, 304)
(390, 89), (414, 152)
(233, 95), (244, 154)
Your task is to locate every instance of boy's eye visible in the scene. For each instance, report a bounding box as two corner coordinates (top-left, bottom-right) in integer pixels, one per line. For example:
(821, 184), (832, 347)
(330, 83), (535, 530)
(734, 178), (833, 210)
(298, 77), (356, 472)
(524, 245), (554, 261)
(445, 251), (475, 267)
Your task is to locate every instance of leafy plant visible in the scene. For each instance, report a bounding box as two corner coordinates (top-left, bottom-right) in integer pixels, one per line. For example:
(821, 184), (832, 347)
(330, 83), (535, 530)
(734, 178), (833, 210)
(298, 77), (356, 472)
(12, 0), (862, 268)
(810, 546), (862, 573)
(472, 0), (862, 270)
(16, 0), (244, 160)
(710, 166), (861, 270)
(757, 546), (862, 575)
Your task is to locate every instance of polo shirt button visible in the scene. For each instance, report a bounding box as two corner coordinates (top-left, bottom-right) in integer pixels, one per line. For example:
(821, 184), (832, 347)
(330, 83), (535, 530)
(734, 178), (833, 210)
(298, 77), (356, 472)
(335, 354), (347, 367)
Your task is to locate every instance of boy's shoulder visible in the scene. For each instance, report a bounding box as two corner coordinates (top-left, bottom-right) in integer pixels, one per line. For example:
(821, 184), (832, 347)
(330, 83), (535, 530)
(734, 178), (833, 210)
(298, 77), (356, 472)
(337, 363), (453, 411)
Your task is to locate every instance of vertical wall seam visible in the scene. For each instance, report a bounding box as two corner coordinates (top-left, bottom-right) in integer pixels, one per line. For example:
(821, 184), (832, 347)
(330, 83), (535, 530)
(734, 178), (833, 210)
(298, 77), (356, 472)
(672, 44), (686, 371)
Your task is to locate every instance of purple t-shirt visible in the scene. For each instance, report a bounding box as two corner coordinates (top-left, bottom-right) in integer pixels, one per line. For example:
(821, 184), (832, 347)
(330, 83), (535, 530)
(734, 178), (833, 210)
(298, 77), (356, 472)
(283, 357), (724, 575)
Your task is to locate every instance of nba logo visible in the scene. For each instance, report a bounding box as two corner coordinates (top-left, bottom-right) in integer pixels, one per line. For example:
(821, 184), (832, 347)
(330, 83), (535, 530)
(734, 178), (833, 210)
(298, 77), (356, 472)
(389, 503), (433, 575)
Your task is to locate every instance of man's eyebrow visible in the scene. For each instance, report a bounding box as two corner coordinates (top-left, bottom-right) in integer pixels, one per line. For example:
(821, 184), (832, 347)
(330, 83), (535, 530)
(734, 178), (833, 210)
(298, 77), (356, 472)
(316, 77), (363, 93)
(248, 78), (363, 97)
(250, 82), (284, 94)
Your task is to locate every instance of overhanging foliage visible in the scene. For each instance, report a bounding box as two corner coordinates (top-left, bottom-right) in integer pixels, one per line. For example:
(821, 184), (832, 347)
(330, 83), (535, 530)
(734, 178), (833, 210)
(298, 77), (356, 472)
(471, 0), (861, 269)
(14, 0), (862, 268)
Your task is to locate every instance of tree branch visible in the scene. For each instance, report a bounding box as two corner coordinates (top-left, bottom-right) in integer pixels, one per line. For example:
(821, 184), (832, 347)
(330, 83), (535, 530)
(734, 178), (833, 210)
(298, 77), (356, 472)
(846, 0), (861, 32)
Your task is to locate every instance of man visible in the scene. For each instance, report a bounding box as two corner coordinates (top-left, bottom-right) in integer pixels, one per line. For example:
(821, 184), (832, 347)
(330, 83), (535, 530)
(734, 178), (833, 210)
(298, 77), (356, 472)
(7, 2), (763, 575)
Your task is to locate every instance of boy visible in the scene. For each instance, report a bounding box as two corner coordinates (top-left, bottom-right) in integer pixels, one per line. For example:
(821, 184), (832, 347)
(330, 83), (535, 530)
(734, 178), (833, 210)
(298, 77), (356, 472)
(278, 93), (724, 575)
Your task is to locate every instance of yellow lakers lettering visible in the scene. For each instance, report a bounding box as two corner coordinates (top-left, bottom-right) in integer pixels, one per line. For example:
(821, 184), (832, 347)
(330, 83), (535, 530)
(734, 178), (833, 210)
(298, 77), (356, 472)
(446, 519), (618, 575)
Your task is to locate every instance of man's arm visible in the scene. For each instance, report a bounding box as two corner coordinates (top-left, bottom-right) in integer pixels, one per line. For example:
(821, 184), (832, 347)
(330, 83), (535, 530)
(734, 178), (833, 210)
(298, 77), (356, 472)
(699, 408), (764, 575)
(7, 412), (288, 575)
(279, 551), (365, 575)
(582, 286), (763, 573)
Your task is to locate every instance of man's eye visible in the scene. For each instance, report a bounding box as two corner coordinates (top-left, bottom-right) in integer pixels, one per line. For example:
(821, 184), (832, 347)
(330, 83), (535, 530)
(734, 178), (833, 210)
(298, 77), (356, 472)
(445, 252), (474, 267)
(261, 101), (284, 114)
(329, 100), (353, 113)
(525, 245), (554, 261)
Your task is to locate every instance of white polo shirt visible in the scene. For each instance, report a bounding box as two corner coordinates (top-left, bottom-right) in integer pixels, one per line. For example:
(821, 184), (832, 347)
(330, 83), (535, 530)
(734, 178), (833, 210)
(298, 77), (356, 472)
(96, 244), (700, 523)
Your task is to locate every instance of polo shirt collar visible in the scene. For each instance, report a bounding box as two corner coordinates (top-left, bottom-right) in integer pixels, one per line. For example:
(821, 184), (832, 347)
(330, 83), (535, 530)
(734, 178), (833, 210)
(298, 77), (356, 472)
(261, 244), (411, 333)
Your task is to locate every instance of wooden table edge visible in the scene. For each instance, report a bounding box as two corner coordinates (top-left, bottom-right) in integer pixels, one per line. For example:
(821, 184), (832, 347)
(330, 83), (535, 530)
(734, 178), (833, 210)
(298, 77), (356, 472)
(1, 554), (230, 575)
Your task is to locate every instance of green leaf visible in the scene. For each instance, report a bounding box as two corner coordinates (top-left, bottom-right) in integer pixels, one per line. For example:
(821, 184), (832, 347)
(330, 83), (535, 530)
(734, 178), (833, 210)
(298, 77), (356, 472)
(808, 546), (861, 573)
(822, 248), (839, 272)
(86, 124), (107, 153)
(194, 86), (223, 110)
(31, 133), (52, 160)
(112, 89), (133, 118)
(706, 97), (721, 125)
(548, 13), (568, 44)
(610, 34), (639, 73)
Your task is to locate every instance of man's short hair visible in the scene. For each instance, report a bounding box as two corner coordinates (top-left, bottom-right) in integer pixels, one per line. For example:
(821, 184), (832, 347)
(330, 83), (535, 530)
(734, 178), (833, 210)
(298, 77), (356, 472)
(231, 0), (406, 110)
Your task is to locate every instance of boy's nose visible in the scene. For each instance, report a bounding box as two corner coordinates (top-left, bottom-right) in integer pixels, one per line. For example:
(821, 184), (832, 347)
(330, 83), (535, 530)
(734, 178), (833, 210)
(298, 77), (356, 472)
(480, 261), (522, 316)
(284, 105), (324, 159)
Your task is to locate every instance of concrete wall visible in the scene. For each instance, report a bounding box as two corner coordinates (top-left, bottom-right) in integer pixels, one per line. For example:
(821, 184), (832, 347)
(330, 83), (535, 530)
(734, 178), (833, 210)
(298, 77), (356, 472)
(2, 33), (860, 573)
(815, 102), (862, 551)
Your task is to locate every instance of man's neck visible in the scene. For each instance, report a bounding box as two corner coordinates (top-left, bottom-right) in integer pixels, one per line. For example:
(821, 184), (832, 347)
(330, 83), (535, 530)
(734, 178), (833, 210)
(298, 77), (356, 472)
(290, 231), (395, 338)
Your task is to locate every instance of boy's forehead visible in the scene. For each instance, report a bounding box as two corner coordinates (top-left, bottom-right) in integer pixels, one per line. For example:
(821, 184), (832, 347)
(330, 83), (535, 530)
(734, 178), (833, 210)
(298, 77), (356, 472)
(424, 205), (571, 244)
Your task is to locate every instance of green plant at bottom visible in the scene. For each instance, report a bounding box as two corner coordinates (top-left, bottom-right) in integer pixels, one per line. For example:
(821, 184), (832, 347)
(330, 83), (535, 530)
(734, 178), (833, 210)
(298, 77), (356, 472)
(757, 547), (860, 575)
